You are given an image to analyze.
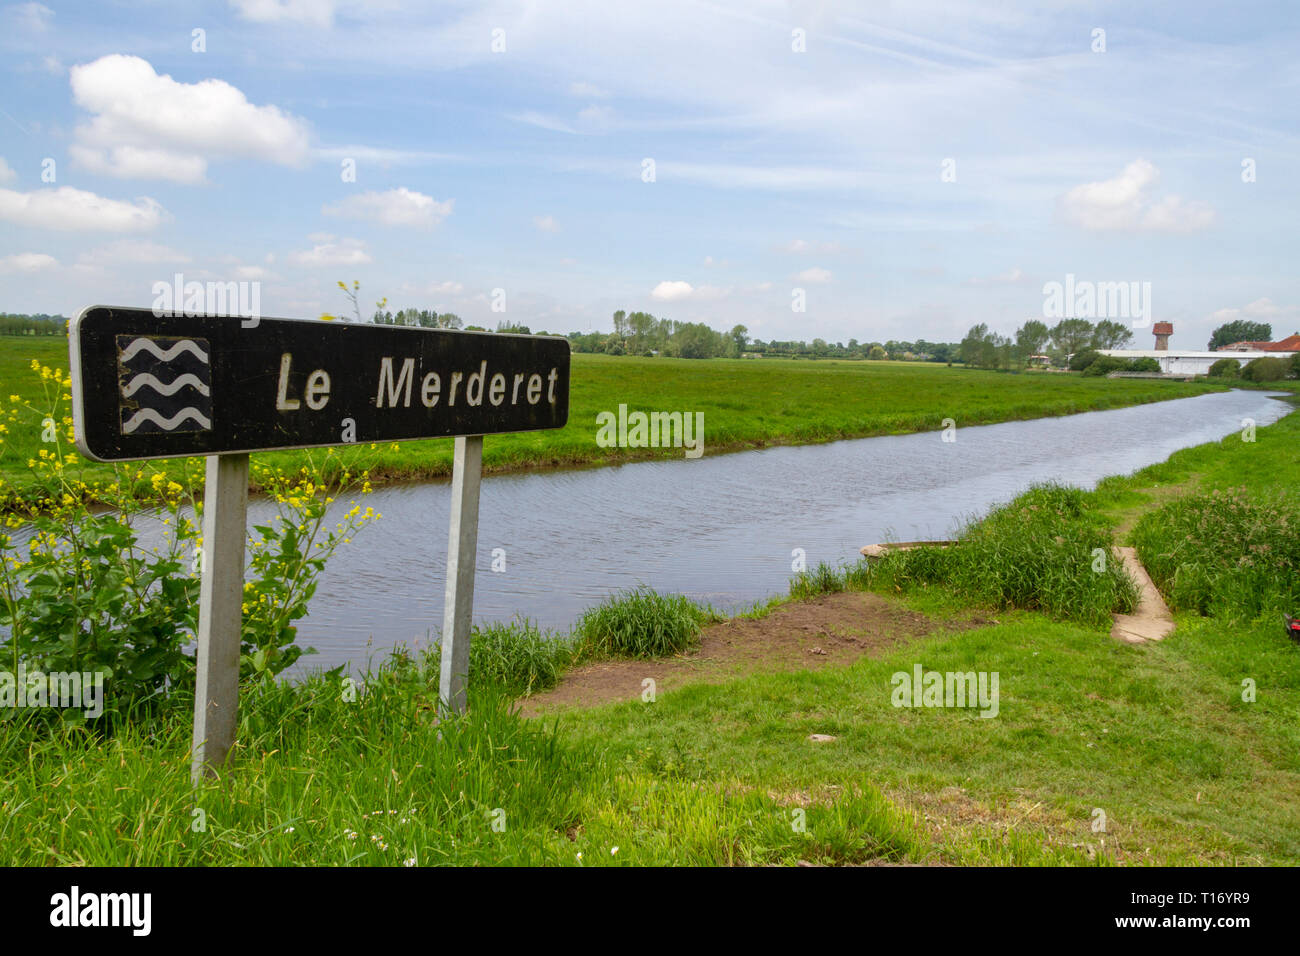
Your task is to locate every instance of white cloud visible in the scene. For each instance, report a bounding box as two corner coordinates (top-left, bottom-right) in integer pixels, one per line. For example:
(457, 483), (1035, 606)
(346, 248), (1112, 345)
(569, 81), (610, 99)
(7, 3), (52, 31)
(662, 162), (871, 191)
(1208, 297), (1297, 327)
(1060, 159), (1215, 233)
(234, 265), (277, 280)
(79, 239), (191, 264)
(68, 55), (312, 182)
(323, 188), (452, 227)
(796, 267), (832, 283)
(0, 186), (166, 231)
(510, 111), (579, 135)
(42, 55), (62, 75)
(228, 0), (339, 27)
(779, 239), (842, 254)
(577, 104), (614, 126)
(533, 215), (559, 233)
(314, 145), (459, 166)
(289, 237), (371, 267)
(423, 280), (464, 295)
(0, 252), (57, 274)
(651, 280), (695, 302)
(0, 157), (16, 185)
(69, 144), (209, 185)
(649, 280), (730, 302)
(967, 267), (1027, 286)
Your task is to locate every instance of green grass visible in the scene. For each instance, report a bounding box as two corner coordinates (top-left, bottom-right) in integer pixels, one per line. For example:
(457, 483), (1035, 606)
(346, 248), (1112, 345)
(0, 652), (937, 866)
(551, 409), (1300, 865)
(3, 331), (1297, 864)
(574, 586), (718, 658)
(1, 335), (1232, 508)
(450, 619), (577, 697)
(867, 483), (1139, 627)
(556, 598), (1300, 865)
(1131, 490), (1299, 619)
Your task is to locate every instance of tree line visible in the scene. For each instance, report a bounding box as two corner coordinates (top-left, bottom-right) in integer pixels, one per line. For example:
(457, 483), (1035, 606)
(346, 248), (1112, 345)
(371, 308), (465, 329)
(959, 318), (1134, 370)
(0, 313), (66, 335)
(566, 310), (960, 361)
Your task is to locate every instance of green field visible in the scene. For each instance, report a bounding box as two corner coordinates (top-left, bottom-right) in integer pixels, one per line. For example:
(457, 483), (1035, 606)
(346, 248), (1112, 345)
(0, 335), (1231, 508)
(1, 403), (1295, 865)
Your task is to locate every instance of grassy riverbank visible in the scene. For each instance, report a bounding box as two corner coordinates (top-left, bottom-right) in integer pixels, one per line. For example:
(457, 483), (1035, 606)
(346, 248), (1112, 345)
(0, 335), (1233, 509)
(1, 404), (1295, 865)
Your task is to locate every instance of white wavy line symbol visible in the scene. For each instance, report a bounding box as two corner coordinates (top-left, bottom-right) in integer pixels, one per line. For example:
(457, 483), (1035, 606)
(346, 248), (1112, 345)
(121, 372), (211, 398)
(119, 337), (209, 364)
(121, 407), (213, 434)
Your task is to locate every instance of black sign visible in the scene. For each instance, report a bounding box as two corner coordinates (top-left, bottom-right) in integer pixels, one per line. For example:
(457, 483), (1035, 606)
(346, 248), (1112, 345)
(70, 306), (571, 462)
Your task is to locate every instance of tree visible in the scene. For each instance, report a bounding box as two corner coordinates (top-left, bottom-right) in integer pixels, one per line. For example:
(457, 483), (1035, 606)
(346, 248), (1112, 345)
(729, 324), (749, 357)
(1015, 319), (1049, 356)
(1241, 356), (1289, 382)
(959, 324), (990, 367)
(1050, 318), (1094, 357)
(1091, 319), (1133, 350)
(867, 345), (887, 360)
(1068, 349), (1102, 372)
(1207, 358), (1240, 378)
(629, 312), (656, 352)
(1208, 319), (1272, 351)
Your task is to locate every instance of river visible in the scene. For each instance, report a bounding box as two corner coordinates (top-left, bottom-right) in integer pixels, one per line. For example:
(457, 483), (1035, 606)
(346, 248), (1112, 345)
(6, 389), (1289, 674)
(284, 389), (1290, 672)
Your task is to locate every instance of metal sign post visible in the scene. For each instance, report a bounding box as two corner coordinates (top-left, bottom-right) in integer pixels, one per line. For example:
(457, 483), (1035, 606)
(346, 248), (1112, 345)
(439, 434), (483, 715)
(190, 453), (248, 781)
(68, 306), (570, 783)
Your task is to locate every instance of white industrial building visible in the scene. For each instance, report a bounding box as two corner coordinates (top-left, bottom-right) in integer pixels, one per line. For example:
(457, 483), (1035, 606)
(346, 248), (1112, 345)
(1097, 322), (1297, 376)
(1095, 348), (1289, 376)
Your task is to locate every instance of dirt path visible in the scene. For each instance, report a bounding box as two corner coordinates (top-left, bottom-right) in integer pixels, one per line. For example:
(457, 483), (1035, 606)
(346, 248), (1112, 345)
(518, 591), (993, 716)
(1110, 546), (1175, 644)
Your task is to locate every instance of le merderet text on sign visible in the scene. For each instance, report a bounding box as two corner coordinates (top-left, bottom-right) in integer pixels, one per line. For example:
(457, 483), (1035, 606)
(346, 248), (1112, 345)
(274, 353), (563, 412)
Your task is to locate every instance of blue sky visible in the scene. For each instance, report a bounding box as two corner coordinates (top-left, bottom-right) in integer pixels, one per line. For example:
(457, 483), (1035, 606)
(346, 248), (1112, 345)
(0, 0), (1297, 348)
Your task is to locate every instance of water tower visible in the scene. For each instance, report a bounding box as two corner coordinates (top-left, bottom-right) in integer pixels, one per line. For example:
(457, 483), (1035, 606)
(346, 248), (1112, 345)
(1152, 321), (1173, 351)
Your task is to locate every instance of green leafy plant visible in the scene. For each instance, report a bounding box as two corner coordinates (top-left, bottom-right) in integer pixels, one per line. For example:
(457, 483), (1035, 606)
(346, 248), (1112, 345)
(1207, 357), (1240, 379)
(868, 483), (1137, 626)
(0, 361), (380, 721)
(1131, 489), (1299, 619)
(575, 586), (717, 658)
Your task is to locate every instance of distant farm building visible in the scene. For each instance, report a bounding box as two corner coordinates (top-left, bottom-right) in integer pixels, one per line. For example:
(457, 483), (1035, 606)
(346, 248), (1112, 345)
(1098, 322), (1298, 376)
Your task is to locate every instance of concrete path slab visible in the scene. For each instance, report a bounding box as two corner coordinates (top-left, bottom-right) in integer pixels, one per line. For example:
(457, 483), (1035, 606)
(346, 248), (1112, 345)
(1110, 546), (1175, 645)
(859, 540), (954, 558)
